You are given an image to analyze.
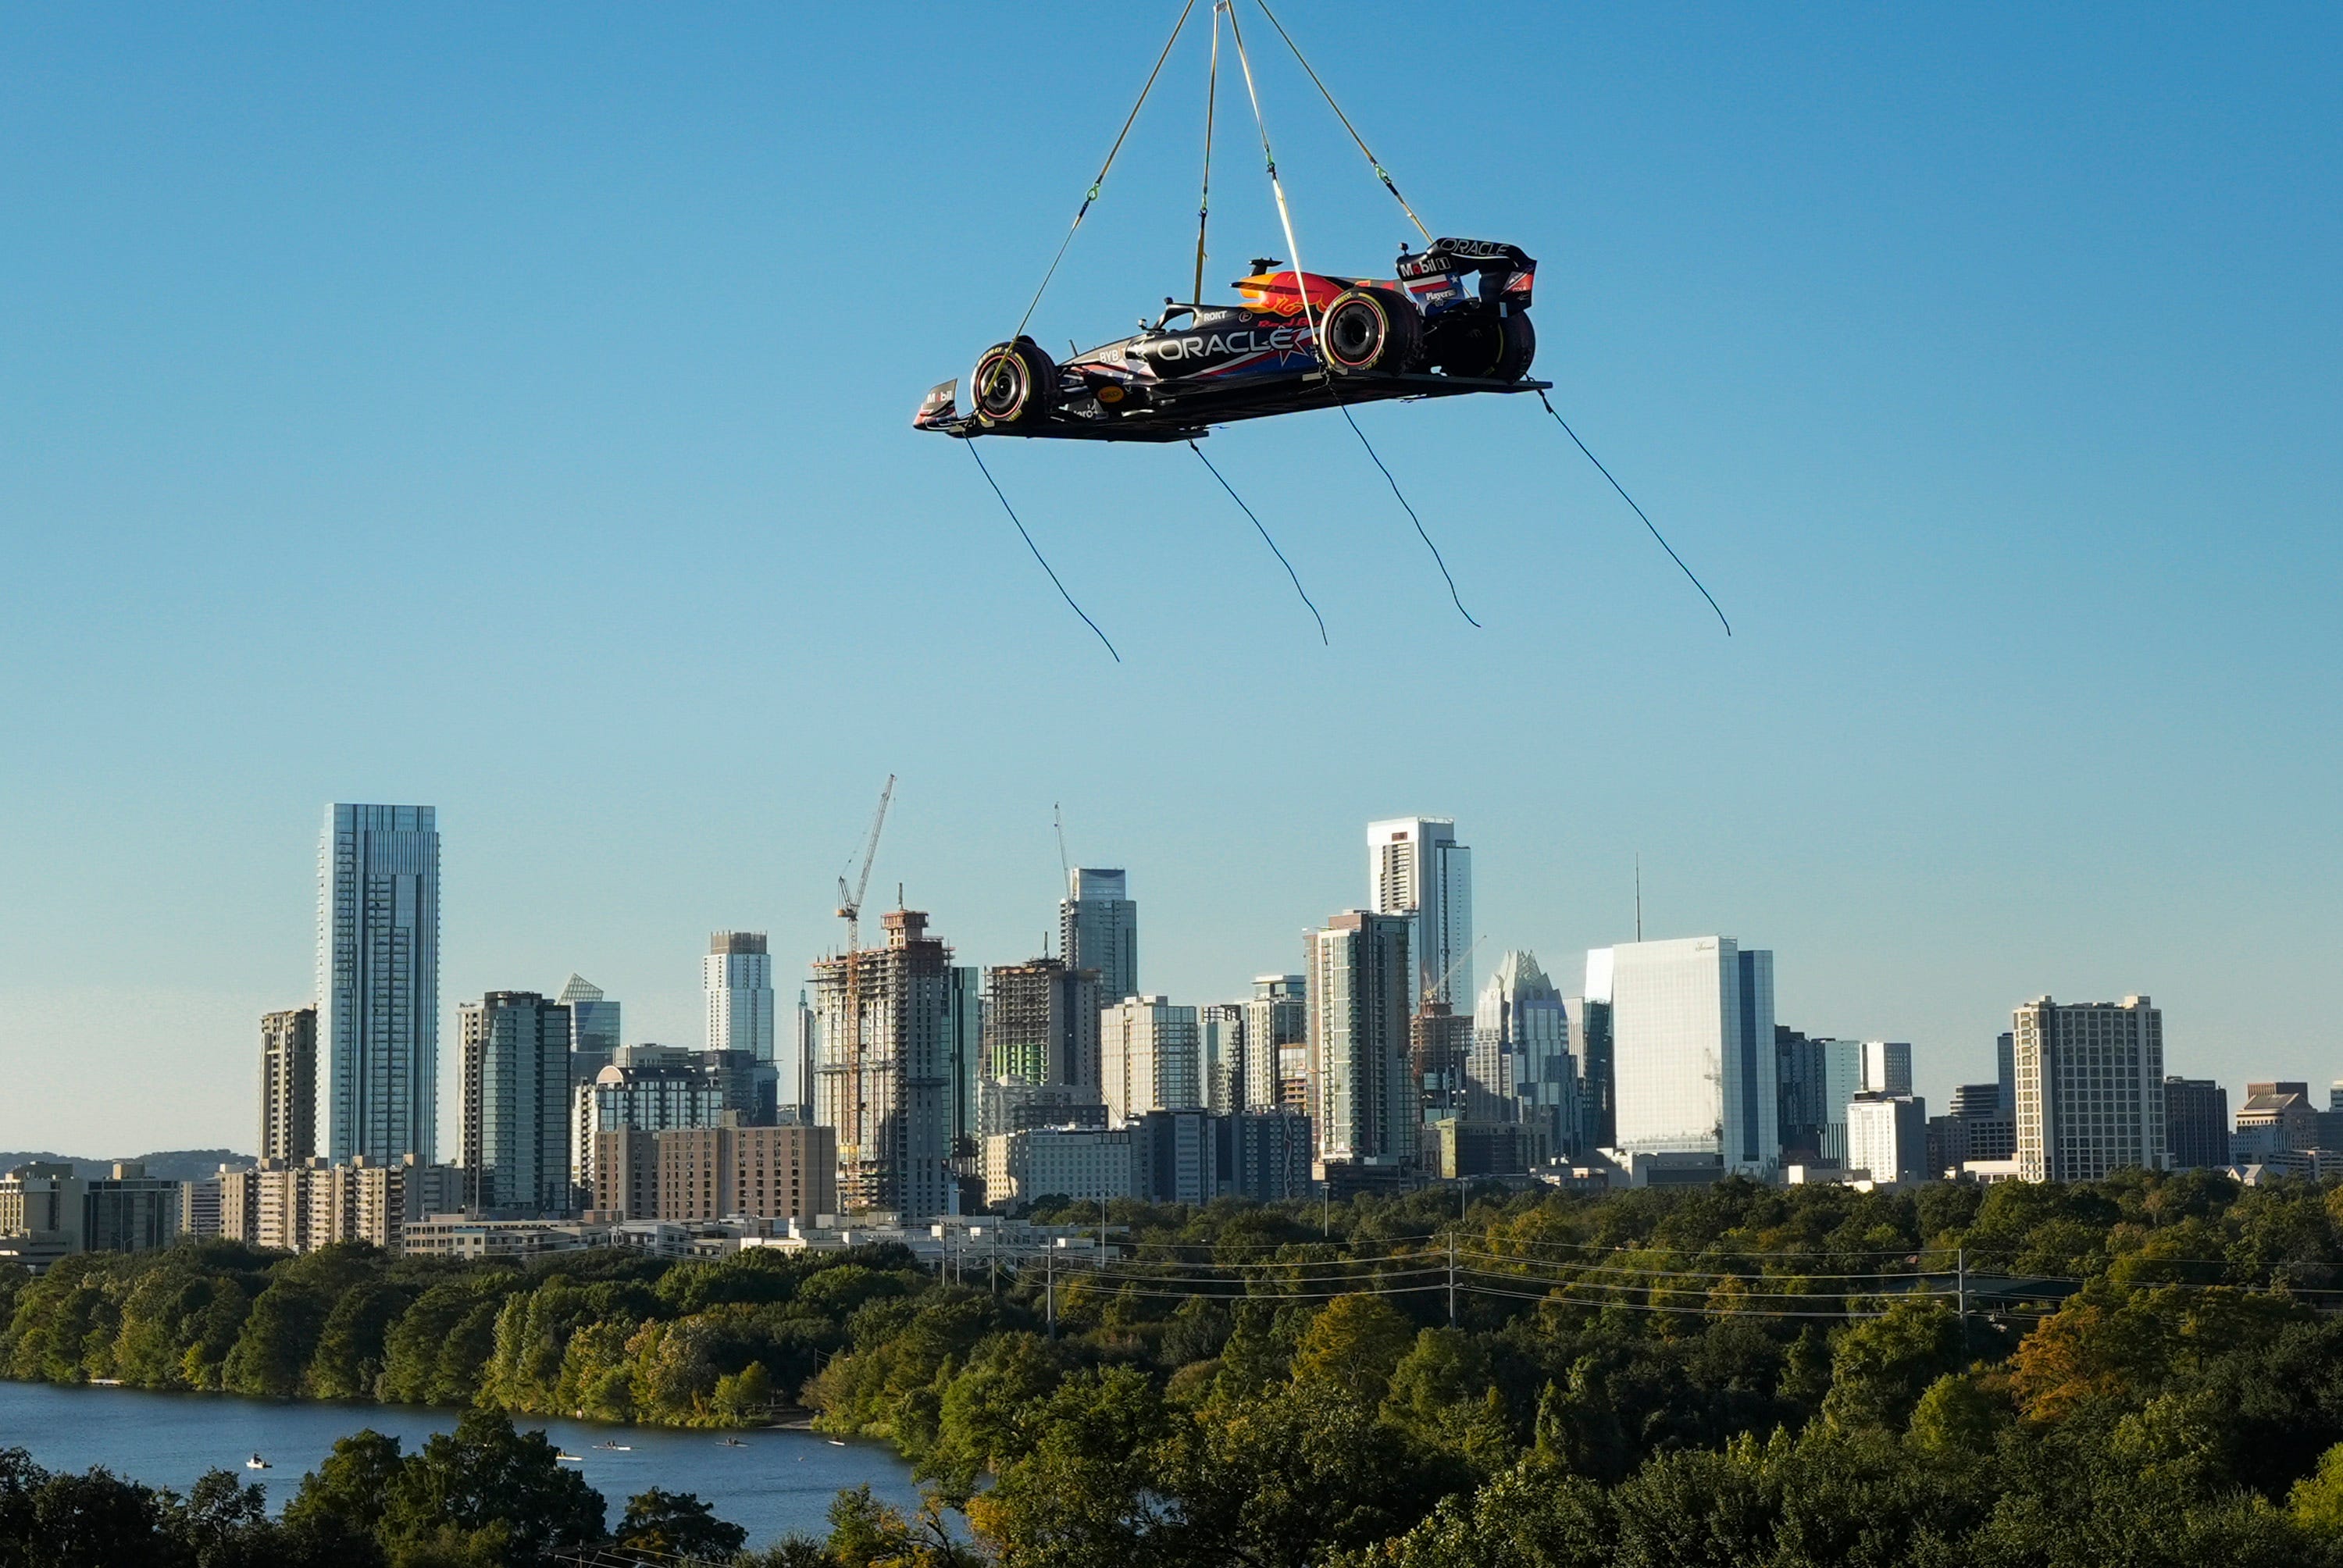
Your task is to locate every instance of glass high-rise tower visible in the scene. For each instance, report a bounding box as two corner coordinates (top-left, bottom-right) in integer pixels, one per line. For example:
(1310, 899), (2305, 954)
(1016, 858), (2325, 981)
(1592, 935), (1778, 1178)
(1060, 869), (1138, 1004)
(1368, 818), (1473, 1010)
(705, 932), (776, 1060)
(319, 804), (440, 1165)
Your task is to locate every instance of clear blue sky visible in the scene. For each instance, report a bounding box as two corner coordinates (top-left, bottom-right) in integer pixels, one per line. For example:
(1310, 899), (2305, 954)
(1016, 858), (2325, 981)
(2, 5), (2337, 1154)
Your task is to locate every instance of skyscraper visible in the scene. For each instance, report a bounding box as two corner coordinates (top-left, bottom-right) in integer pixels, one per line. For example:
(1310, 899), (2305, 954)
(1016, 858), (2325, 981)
(320, 804), (440, 1165)
(1307, 911), (1414, 1170)
(982, 957), (1102, 1092)
(2012, 995), (2166, 1181)
(259, 1007), (318, 1163)
(457, 992), (572, 1215)
(810, 907), (956, 1219)
(1571, 996), (1614, 1152)
(557, 974), (621, 1086)
(1471, 952), (1578, 1159)
(1197, 1003), (1245, 1114)
(947, 964), (984, 1153)
(706, 932), (776, 1060)
(1060, 870), (1138, 1003)
(1243, 975), (1307, 1112)
(1368, 818), (1473, 1009)
(2163, 1077), (2229, 1170)
(1100, 996), (1202, 1124)
(1591, 936), (1778, 1177)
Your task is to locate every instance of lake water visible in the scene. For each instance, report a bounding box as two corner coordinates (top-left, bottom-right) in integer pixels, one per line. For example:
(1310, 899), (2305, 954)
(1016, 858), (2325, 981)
(0, 1379), (925, 1548)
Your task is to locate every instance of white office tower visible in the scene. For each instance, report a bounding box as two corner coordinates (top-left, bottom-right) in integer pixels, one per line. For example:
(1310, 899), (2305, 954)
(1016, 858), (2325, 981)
(1471, 953), (1578, 1157)
(1849, 1092), (1929, 1184)
(1861, 1041), (1913, 1095)
(1591, 936), (1778, 1177)
(2013, 996), (2166, 1182)
(1100, 996), (1202, 1124)
(320, 804), (440, 1165)
(706, 932), (776, 1060)
(1198, 1003), (1245, 1113)
(1060, 869), (1139, 1003)
(1308, 911), (1415, 1169)
(1244, 976), (1307, 1110)
(557, 975), (622, 1086)
(809, 908), (956, 1219)
(1368, 818), (1473, 1010)
(457, 992), (572, 1215)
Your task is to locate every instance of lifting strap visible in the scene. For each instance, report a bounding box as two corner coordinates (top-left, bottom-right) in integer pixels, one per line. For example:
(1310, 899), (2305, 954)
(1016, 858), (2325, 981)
(1227, 2), (1476, 628)
(984, 0), (1200, 402)
(1221, 0), (1321, 355)
(1252, 0), (1433, 244)
(1193, 3), (1222, 303)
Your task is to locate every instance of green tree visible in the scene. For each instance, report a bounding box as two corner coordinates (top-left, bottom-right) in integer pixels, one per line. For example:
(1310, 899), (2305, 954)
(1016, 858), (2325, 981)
(1821, 1299), (1963, 1432)
(613, 1488), (747, 1560)
(1290, 1293), (1418, 1405)
(383, 1409), (605, 1565)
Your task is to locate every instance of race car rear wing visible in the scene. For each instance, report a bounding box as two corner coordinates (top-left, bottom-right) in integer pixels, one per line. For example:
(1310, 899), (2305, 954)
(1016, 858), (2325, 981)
(1396, 237), (1535, 308)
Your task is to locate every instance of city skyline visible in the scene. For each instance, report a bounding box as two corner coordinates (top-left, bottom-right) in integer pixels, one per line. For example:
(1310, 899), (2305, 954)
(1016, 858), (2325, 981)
(4, 9), (2334, 1156)
(2, 790), (2333, 1155)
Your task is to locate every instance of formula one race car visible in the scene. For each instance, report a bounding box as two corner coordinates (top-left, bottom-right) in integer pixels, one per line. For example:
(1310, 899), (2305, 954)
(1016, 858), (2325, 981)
(915, 237), (1548, 442)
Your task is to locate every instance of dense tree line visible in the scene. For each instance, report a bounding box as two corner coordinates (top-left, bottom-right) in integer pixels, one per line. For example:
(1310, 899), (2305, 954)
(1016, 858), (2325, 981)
(9, 1170), (2343, 1564)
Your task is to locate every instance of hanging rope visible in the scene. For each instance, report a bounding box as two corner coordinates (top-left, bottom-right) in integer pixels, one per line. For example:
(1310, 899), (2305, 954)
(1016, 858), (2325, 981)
(982, 0), (1200, 404)
(1336, 402), (1480, 627)
(1188, 439), (1328, 643)
(1192, 3), (1221, 303)
(968, 444), (1122, 662)
(1535, 390), (1731, 636)
(1251, 0), (1433, 243)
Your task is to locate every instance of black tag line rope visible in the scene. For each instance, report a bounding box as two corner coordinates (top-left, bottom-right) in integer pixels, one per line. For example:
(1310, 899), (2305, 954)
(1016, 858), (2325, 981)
(967, 444), (1122, 663)
(1188, 439), (1328, 644)
(1536, 390), (1731, 636)
(1332, 394), (1480, 628)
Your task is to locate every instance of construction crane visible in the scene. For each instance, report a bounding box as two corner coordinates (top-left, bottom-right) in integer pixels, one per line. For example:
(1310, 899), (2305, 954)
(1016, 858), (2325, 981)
(836, 775), (894, 1209)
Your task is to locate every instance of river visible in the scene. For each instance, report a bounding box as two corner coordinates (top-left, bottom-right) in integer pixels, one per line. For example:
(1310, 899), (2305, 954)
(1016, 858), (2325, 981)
(0, 1379), (924, 1547)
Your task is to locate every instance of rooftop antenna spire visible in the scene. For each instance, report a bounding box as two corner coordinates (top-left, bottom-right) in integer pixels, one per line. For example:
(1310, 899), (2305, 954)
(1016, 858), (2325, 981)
(1635, 853), (1642, 943)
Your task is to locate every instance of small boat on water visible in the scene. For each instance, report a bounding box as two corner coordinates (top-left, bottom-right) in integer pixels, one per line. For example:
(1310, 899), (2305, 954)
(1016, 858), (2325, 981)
(245, 1455), (269, 1470)
(592, 1441), (631, 1452)
(827, 1438), (847, 1448)
(719, 1438), (747, 1449)
(555, 1452), (585, 1463)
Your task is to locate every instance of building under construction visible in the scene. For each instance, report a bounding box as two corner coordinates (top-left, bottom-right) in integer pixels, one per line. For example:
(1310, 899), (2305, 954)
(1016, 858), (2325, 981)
(981, 956), (1102, 1092)
(810, 907), (955, 1220)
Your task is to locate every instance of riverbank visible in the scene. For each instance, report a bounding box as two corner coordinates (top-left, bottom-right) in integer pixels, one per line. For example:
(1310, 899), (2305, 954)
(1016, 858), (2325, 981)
(0, 1379), (920, 1548)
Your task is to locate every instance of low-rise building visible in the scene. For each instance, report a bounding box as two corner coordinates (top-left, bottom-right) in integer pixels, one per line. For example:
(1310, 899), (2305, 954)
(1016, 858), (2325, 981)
(984, 1124), (1134, 1209)
(219, 1155), (462, 1253)
(398, 1216), (614, 1260)
(654, 1118), (836, 1224)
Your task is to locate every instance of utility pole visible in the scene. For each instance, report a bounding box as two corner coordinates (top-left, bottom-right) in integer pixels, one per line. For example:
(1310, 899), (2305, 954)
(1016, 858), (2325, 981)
(1956, 1245), (1969, 1356)
(1046, 1245), (1056, 1339)
(1447, 1233), (1457, 1327)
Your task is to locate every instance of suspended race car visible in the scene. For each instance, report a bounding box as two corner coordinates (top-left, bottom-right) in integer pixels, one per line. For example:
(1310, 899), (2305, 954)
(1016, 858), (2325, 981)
(915, 237), (1546, 442)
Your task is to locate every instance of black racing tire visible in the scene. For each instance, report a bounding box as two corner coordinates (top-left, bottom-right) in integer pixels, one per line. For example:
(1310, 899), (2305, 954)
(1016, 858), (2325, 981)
(971, 337), (1058, 428)
(1489, 311), (1536, 383)
(1319, 287), (1423, 376)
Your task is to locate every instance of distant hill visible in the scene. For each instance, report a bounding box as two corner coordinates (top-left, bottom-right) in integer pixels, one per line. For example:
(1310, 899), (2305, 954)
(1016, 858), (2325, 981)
(0, 1149), (253, 1182)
